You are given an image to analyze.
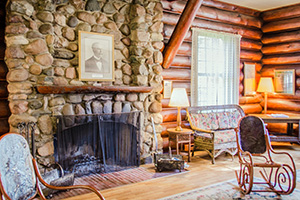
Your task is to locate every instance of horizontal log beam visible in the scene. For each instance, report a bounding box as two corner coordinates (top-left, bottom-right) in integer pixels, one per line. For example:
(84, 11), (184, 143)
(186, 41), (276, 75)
(169, 55), (191, 67)
(262, 54), (300, 65)
(267, 98), (300, 112)
(36, 85), (153, 94)
(262, 42), (300, 55)
(0, 83), (8, 98)
(261, 3), (300, 22)
(239, 95), (263, 104)
(0, 61), (7, 80)
(162, 0), (261, 28)
(162, 13), (262, 40)
(162, 68), (191, 80)
(201, 0), (260, 17)
(262, 17), (300, 33)
(240, 103), (262, 114)
(262, 30), (300, 44)
(240, 39), (262, 51)
(161, 108), (187, 123)
(0, 118), (9, 135)
(240, 50), (263, 61)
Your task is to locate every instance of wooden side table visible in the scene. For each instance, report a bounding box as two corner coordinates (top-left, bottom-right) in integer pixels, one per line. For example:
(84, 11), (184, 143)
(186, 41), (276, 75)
(167, 128), (194, 162)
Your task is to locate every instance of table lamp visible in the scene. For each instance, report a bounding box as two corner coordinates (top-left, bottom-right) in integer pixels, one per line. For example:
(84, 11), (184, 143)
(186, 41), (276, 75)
(257, 77), (274, 114)
(168, 88), (190, 131)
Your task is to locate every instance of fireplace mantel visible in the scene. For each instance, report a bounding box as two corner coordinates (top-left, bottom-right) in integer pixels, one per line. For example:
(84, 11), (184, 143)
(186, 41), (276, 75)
(36, 85), (153, 94)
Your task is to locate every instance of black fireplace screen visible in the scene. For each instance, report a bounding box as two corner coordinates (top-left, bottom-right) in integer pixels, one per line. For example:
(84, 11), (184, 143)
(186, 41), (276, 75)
(54, 111), (141, 176)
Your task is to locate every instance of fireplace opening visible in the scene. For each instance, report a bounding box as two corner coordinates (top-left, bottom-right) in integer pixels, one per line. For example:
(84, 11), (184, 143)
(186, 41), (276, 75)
(54, 111), (141, 177)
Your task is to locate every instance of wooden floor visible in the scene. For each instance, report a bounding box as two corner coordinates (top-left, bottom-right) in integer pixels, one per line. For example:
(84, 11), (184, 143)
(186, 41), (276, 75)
(63, 142), (300, 200)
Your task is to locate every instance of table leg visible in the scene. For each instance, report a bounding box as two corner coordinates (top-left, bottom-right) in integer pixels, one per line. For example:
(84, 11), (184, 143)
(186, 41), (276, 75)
(176, 135), (179, 155)
(188, 135), (191, 162)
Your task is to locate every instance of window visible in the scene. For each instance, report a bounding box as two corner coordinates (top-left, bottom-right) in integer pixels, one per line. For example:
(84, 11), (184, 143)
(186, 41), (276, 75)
(191, 28), (241, 106)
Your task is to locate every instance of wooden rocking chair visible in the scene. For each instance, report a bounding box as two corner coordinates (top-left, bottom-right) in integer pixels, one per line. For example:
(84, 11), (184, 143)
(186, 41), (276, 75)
(235, 116), (296, 195)
(0, 133), (105, 200)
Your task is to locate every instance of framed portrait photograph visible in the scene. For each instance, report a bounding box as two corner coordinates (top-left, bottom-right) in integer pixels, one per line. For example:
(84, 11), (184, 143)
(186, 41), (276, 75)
(78, 31), (114, 81)
(243, 63), (256, 96)
(274, 69), (295, 95)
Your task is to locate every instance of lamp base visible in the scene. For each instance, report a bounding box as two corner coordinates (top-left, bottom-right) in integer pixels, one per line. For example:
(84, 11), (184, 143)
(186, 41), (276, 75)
(175, 126), (183, 131)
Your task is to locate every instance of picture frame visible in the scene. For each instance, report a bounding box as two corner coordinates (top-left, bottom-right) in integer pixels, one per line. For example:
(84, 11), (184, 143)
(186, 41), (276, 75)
(243, 63), (256, 96)
(163, 80), (172, 98)
(78, 31), (114, 81)
(274, 69), (295, 95)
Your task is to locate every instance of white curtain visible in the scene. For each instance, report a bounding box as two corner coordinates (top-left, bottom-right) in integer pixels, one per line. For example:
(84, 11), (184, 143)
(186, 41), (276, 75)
(191, 28), (241, 106)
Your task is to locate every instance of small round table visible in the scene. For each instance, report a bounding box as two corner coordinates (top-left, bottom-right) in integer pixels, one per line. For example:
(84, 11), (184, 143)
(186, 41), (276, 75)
(167, 128), (194, 162)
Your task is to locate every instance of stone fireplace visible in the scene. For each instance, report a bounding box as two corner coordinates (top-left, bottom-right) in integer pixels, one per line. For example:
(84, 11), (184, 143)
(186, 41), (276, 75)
(5, 0), (164, 168)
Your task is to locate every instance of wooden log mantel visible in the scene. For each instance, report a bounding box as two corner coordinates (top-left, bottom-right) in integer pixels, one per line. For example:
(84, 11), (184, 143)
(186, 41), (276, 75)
(36, 85), (153, 94)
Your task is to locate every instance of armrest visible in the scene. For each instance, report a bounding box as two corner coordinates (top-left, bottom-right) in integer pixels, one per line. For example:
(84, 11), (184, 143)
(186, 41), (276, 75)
(32, 158), (105, 200)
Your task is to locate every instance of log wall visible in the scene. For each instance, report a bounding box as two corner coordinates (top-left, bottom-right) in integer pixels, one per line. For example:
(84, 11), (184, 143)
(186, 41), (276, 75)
(260, 4), (300, 113)
(0, 0), (9, 135)
(161, 0), (263, 147)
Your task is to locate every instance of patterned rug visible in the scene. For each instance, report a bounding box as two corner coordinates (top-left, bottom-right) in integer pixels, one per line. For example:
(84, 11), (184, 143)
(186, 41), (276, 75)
(159, 178), (300, 200)
(49, 166), (187, 199)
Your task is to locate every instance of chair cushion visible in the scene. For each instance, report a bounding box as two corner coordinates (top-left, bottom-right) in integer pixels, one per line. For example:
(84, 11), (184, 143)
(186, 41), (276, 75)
(0, 134), (37, 200)
(190, 113), (218, 130)
(227, 110), (243, 128)
(216, 112), (230, 129)
(195, 129), (236, 144)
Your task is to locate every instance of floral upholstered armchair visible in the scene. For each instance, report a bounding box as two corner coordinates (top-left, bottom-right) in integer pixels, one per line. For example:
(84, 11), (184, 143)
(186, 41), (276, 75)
(186, 104), (245, 164)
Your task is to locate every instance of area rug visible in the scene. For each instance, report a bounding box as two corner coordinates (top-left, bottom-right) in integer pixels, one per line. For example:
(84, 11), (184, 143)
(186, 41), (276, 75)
(49, 166), (187, 199)
(159, 178), (300, 200)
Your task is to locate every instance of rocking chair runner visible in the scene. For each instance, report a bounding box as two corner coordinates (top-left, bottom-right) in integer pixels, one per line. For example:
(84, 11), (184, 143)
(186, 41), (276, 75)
(0, 133), (105, 200)
(235, 116), (296, 195)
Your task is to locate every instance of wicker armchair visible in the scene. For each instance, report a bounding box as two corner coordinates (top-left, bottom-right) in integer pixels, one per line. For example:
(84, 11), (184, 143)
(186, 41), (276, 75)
(186, 104), (245, 164)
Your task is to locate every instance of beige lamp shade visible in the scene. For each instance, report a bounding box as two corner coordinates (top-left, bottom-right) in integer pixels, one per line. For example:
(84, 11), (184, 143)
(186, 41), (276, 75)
(169, 88), (190, 107)
(257, 77), (274, 93)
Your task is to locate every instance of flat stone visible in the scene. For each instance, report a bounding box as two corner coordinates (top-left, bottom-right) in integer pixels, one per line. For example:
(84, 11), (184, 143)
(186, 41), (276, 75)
(9, 1), (34, 16)
(24, 39), (48, 55)
(126, 93), (138, 102)
(53, 77), (68, 85)
(49, 97), (65, 107)
(39, 23), (54, 34)
(68, 43), (78, 51)
(70, 80), (84, 85)
(46, 35), (55, 45)
(131, 30), (150, 42)
(29, 99), (43, 110)
(134, 75), (148, 86)
(114, 69), (122, 79)
(75, 104), (85, 115)
(113, 13), (125, 24)
(104, 21), (118, 31)
(91, 24), (106, 33)
(103, 2), (117, 14)
(53, 59), (71, 68)
(85, 0), (100, 11)
(77, 11), (96, 24)
(122, 63), (132, 75)
(54, 13), (66, 26)
(67, 16), (78, 27)
(53, 50), (75, 59)
(54, 67), (65, 76)
(83, 94), (96, 101)
(122, 102), (131, 112)
(36, 11), (53, 22)
(43, 67), (55, 75)
(5, 24), (28, 34)
(96, 14), (107, 24)
(152, 64), (163, 74)
(149, 101), (162, 113)
(7, 14), (24, 23)
(56, 5), (76, 15)
(8, 114), (37, 127)
(153, 51), (163, 64)
(38, 115), (53, 134)
(130, 4), (146, 17)
(113, 101), (122, 113)
(151, 32), (163, 42)
(76, 22), (91, 32)
(114, 93), (125, 101)
(7, 82), (33, 94)
(123, 75), (132, 85)
(67, 94), (83, 103)
(152, 41), (164, 50)
(150, 21), (163, 32)
(62, 27), (76, 41)
(92, 101), (103, 114)
(7, 68), (29, 82)
(8, 94), (28, 100)
(121, 37), (131, 46)
(132, 63), (148, 76)
(37, 141), (54, 157)
(9, 100), (28, 114)
(103, 100), (112, 114)
(133, 101), (144, 111)
(5, 46), (25, 59)
(35, 53), (53, 66)
(62, 104), (74, 115)
(65, 67), (76, 79)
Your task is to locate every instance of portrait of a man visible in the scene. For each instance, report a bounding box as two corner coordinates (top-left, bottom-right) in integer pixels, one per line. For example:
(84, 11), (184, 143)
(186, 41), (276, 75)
(79, 31), (114, 81)
(85, 42), (109, 73)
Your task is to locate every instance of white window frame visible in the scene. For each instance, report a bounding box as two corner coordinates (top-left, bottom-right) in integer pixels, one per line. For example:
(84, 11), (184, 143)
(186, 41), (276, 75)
(191, 28), (241, 106)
